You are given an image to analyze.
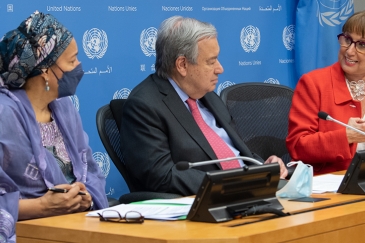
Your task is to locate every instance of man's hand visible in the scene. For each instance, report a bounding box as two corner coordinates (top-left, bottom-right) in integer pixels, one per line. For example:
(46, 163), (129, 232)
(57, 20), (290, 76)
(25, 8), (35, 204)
(264, 155), (288, 179)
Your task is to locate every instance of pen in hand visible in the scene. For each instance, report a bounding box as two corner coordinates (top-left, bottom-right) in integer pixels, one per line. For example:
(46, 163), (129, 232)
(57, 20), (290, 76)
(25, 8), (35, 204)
(48, 187), (86, 196)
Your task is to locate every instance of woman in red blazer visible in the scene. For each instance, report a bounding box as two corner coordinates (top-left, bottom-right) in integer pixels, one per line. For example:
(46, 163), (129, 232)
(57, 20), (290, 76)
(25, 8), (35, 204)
(287, 10), (365, 175)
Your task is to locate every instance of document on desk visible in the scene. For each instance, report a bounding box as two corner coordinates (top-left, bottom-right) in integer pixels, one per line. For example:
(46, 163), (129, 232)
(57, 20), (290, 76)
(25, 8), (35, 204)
(312, 174), (344, 193)
(86, 197), (194, 220)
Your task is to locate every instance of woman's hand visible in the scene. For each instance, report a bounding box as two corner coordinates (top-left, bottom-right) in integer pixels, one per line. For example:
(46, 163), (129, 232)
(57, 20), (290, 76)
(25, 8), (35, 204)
(346, 117), (365, 144)
(19, 183), (93, 221)
(264, 155), (288, 179)
(38, 184), (83, 215)
(19, 184), (79, 220)
(72, 182), (93, 212)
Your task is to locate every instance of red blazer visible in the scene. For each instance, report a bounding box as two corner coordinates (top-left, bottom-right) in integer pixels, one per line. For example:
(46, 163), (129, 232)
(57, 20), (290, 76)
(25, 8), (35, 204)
(286, 62), (360, 175)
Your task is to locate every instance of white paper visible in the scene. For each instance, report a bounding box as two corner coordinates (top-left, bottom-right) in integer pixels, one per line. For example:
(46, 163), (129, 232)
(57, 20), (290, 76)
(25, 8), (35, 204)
(134, 197), (194, 205)
(86, 203), (192, 220)
(311, 174), (344, 193)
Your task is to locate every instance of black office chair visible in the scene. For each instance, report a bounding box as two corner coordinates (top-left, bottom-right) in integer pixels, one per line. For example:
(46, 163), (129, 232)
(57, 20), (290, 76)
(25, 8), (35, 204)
(96, 99), (182, 203)
(220, 82), (294, 175)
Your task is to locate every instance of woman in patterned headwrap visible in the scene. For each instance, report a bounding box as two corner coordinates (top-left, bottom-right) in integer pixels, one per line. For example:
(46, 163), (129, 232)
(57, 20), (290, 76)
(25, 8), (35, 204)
(0, 11), (108, 242)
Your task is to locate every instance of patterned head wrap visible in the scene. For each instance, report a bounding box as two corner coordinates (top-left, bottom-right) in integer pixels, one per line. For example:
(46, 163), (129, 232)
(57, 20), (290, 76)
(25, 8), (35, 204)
(0, 11), (73, 89)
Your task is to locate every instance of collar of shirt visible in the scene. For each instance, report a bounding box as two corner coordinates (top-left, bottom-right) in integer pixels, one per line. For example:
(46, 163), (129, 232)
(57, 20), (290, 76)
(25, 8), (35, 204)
(168, 78), (193, 110)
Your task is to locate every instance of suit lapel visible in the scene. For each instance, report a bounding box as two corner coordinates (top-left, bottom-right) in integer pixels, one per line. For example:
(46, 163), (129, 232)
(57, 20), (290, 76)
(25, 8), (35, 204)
(152, 75), (217, 160)
(201, 93), (254, 158)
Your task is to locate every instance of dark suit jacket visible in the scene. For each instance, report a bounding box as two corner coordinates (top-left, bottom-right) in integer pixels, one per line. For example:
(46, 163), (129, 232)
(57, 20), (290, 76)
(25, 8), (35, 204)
(120, 73), (263, 196)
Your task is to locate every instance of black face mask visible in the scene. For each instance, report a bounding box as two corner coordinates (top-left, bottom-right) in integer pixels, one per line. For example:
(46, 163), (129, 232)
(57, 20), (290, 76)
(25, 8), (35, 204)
(50, 63), (84, 98)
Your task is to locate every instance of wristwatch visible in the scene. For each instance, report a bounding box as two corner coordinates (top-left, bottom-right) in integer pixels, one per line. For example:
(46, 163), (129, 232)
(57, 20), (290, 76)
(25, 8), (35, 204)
(87, 200), (94, 211)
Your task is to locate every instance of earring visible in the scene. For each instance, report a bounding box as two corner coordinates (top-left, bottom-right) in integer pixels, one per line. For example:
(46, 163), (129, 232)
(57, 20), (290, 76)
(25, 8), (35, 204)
(45, 78), (50, 91)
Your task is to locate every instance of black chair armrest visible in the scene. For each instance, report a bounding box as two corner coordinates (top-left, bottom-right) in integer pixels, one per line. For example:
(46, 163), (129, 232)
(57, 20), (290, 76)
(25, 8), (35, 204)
(107, 197), (121, 207)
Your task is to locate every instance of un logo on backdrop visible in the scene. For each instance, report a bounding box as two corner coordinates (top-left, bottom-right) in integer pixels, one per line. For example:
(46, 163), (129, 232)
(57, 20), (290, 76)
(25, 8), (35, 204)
(93, 152), (111, 178)
(217, 81), (235, 95)
(82, 28), (108, 59)
(283, 25), (295, 51)
(240, 25), (260, 53)
(264, 78), (280, 84)
(140, 27), (157, 57)
(69, 95), (80, 111)
(318, 0), (353, 26)
(113, 88), (131, 99)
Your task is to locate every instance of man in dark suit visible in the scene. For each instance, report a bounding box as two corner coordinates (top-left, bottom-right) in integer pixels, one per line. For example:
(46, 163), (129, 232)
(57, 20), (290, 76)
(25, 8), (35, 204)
(121, 16), (288, 196)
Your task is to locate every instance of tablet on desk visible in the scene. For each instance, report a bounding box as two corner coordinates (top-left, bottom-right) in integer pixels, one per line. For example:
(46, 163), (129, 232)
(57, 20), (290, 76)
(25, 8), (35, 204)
(288, 197), (329, 203)
(337, 151), (365, 195)
(187, 163), (283, 223)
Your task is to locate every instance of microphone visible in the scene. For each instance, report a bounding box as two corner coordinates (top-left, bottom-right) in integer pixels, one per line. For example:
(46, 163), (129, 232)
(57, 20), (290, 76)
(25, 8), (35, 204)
(318, 111), (365, 136)
(176, 156), (263, 171)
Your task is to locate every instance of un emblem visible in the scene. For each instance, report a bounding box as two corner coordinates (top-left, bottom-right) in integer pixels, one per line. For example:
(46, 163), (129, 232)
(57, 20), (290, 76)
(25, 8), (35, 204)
(82, 28), (108, 59)
(113, 88), (131, 99)
(240, 25), (260, 53)
(0, 209), (14, 240)
(217, 81), (235, 96)
(140, 27), (157, 57)
(69, 95), (80, 111)
(283, 25), (295, 51)
(318, 0), (353, 26)
(93, 152), (111, 178)
(264, 78), (280, 84)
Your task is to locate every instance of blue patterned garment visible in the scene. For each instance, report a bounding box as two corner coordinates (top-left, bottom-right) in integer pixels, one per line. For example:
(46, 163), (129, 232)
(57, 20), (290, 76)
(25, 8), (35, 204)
(0, 12), (108, 242)
(0, 10), (73, 89)
(0, 89), (109, 242)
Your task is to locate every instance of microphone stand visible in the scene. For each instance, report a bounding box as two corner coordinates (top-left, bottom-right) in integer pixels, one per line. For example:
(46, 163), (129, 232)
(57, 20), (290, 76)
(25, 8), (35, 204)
(186, 156), (263, 169)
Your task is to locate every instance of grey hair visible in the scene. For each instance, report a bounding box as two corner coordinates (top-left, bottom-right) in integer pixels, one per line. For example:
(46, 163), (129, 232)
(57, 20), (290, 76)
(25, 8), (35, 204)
(155, 16), (217, 79)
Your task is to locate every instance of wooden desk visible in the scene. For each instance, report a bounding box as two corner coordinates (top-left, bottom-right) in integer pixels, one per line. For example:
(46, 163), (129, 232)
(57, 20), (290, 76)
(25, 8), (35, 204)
(16, 193), (365, 243)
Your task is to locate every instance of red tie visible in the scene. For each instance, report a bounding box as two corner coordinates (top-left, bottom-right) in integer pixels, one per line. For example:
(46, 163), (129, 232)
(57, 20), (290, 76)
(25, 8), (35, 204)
(186, 98), (241, 170)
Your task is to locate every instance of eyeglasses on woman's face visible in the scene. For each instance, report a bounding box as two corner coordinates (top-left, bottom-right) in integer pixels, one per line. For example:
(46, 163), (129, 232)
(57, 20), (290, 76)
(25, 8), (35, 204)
(337, 33), (365, 54)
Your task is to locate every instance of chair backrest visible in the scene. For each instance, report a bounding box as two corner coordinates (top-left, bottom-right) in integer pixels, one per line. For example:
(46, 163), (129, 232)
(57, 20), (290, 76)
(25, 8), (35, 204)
(96, 99), (137, 192)
(97, 100), (184, 202)
(220, 82), (293, 164)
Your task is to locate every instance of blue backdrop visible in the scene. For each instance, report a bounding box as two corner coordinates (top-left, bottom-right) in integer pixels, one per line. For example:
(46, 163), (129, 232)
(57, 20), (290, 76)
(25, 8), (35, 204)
(295, 0), (354, 81)
(0, 0), (350, 199)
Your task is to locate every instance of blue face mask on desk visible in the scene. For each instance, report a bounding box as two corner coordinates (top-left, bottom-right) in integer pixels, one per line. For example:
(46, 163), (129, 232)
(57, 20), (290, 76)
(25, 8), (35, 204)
(51, 63), (84, 98)
(276, 161), (313, 198)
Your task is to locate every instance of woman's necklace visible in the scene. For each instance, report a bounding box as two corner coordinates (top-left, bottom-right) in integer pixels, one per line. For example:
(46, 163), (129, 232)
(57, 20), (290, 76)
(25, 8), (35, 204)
(347, 79), (365, 101)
